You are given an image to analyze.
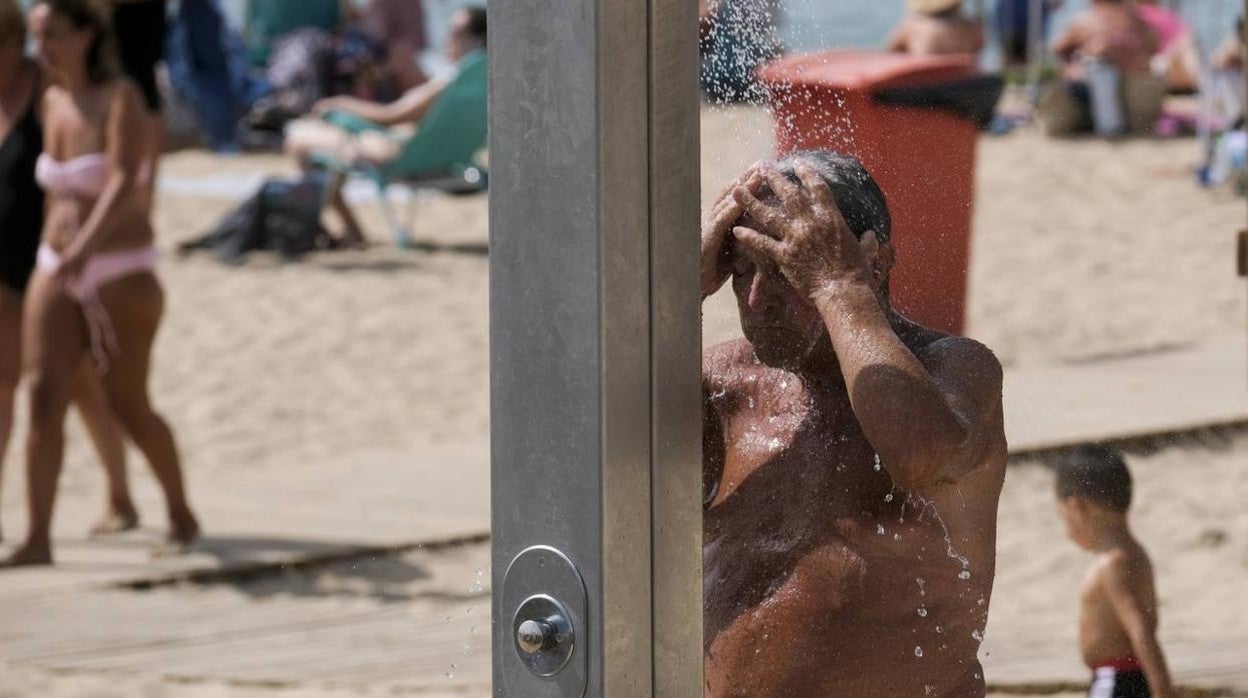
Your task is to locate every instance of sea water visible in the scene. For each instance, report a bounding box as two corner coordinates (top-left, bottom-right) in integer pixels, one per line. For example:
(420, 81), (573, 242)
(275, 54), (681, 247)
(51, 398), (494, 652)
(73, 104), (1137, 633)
(218, 0), (1241, 68)
(779, 0), (1242, 67)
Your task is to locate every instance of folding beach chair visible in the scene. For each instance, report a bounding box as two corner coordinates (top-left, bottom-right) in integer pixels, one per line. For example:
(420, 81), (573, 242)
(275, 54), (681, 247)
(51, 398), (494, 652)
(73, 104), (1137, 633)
(312, 50), (489, 247)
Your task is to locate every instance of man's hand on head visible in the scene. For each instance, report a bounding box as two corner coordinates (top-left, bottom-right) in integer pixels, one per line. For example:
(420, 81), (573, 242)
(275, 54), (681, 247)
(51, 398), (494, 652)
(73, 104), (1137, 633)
(701, 165), (763, 299)
(730, 163), (879, 310)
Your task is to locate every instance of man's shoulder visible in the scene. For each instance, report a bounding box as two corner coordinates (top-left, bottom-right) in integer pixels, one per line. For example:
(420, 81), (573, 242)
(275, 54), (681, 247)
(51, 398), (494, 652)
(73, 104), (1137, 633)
(703, 339), (767, 390)
(703, 338), (756, 371)
(898, 321), (1004, 383)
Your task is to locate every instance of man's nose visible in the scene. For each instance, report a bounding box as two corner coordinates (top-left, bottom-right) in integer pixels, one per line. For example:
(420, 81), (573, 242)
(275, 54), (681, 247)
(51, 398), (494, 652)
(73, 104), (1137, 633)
(747, 270), (773, 311)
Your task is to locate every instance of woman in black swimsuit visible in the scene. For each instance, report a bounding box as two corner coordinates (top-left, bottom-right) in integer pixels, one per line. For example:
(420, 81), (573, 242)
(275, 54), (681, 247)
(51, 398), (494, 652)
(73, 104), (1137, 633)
(0, 0), (135, 545)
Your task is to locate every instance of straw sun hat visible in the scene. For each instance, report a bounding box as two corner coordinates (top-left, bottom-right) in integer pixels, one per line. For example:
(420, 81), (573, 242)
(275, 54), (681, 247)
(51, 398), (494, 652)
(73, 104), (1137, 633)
(908, 0), (964, 14)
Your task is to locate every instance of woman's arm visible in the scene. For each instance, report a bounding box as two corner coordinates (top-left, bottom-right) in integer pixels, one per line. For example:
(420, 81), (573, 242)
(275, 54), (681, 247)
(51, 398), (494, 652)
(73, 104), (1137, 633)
(315, 78), (449, 127)
(61, 83), (147, 262)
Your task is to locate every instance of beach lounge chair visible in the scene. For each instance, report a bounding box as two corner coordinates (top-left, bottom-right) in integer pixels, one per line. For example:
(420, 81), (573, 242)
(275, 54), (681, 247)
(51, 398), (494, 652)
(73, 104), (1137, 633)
(312, 50), (488, 247)
(244, 0), (344, 66)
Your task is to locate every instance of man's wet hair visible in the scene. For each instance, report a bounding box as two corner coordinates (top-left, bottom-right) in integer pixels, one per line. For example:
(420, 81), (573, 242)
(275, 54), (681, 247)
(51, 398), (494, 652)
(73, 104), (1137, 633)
(1054, 445), (1133, 512)
(774, 150), (892, 244)
(463, 7), (487, 44)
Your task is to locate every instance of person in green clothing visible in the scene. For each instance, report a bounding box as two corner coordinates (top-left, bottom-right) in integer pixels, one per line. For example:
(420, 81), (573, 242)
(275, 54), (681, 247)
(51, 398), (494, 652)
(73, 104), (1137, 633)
(284, 6), (486, 246)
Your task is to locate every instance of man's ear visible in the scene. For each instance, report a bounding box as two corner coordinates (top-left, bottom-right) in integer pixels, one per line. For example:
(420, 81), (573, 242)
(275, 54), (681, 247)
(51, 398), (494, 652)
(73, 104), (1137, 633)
(872, 240), (895, 280)
(861, 235), (894, 287)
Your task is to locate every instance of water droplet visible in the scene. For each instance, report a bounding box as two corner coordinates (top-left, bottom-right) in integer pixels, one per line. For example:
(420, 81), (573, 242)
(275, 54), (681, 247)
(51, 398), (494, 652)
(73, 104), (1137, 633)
(877, 524), (885, 535)
(914, 646), (924, 658)
(893, 533), (901, 542)
(958, 570), (971, 580)
(873, 453), (882, 471)
(884, 493), (894, 503)
(971, 629), (984, 642)
(917, 607), (928, 618)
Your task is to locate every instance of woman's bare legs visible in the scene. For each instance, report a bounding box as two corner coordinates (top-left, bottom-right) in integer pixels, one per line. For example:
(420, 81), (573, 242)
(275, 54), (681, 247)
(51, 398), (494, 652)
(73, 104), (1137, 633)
(72, 360), (137, 535)
(3, 272), (86, 566)
(2, 282), (138, 550)
(96, 273), (198, 547)
(0, 286), (24, 543)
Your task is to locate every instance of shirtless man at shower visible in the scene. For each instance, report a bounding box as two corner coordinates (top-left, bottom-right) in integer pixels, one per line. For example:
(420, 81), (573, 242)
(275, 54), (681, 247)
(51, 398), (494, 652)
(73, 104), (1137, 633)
(701, 150), (1007, 697)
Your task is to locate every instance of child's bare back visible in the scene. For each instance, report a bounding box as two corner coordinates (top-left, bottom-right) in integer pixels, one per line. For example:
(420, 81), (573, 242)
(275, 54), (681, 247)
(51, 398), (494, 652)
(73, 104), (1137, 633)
(1056, 446), (1173, 698)
(1079, 541), (1159, 667)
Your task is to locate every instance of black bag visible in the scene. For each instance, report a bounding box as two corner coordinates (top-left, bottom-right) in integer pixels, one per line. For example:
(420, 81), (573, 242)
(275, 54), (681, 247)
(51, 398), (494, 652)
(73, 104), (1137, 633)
(180, 174), (332, 263)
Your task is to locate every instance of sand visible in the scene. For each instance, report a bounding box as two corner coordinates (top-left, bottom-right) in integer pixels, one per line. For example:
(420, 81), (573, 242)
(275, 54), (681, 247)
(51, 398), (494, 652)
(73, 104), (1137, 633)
(2, 105), (1246, 695)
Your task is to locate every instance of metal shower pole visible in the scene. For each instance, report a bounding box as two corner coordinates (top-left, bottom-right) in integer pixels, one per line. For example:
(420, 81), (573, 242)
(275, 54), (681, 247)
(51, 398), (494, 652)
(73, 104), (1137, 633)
(489, 0), (703, 695)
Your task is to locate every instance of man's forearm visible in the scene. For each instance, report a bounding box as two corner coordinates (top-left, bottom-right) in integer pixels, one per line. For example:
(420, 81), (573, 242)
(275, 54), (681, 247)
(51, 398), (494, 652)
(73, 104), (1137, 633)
(816, 281), (967, 487)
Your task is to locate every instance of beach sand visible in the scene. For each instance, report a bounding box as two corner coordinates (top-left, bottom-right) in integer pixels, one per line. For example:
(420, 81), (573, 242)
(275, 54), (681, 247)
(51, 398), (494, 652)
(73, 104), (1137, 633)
(1, 105), (1245, 695)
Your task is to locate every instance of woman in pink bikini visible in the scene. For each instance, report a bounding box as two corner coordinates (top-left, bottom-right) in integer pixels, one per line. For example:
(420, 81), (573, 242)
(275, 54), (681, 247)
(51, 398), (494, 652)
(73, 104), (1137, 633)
(0, 0), (137, 547)
(3, 0), (197, 566)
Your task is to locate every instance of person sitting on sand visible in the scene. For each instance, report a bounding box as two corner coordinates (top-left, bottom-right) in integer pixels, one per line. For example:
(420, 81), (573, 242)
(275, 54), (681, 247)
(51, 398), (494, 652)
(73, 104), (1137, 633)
(283, 7), (485, 246)
(1040, 0), (1162, 137)
(1055, 445), (1174, 698)
(701, 150), (1007, 696)
(887, 0), (985, 58)
(4, 0), (199, 567)
(1134, 0), (1200, 95)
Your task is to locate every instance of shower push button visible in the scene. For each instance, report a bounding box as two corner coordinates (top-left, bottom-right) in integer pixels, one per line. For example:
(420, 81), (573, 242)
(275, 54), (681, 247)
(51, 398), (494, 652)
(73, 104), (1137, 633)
(512, 595), (575, 676)
(499, 546), (587, 694)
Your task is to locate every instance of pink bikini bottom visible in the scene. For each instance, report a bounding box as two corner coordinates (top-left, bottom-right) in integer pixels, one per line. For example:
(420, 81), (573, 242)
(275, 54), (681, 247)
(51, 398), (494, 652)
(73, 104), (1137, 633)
(37, 244), (159, 373)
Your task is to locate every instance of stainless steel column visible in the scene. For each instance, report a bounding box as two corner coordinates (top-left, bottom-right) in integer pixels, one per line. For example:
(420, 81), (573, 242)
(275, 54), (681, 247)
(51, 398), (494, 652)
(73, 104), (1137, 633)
(489, 0), (701, 695)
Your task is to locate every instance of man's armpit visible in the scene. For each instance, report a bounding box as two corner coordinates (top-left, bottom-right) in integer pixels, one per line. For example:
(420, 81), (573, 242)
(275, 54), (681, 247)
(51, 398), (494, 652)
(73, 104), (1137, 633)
(917, 337), (1007, 473)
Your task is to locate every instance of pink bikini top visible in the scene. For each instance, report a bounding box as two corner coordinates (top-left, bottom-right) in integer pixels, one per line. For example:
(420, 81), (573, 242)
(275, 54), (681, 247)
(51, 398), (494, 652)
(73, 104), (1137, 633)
(34, 152), (150, 197)
(35, 152), (110, 197)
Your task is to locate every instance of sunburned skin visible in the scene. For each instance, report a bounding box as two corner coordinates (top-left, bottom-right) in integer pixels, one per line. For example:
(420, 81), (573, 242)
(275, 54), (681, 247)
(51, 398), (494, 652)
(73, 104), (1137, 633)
(700, 153), (1007, 697)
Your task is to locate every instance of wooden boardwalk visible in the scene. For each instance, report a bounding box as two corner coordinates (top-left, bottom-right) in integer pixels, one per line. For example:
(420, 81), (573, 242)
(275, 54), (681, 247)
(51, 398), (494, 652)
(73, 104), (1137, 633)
(983, 639), (1248, 695)
(0, 544), (493, 695)
(1004, 334), (1248, 454)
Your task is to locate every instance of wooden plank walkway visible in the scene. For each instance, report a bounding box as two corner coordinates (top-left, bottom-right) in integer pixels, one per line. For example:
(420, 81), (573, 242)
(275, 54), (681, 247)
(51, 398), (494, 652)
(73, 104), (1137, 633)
(1004, 335), (1248, 454)
(983, 639), (1248, 694)
(0, 449), (489, 596)
(0, 544), (493, 695)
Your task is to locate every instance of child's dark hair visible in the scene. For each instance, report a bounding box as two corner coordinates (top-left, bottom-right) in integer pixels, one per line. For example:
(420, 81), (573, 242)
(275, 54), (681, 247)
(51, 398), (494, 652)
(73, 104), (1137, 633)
(1054, 444), (1133, 512)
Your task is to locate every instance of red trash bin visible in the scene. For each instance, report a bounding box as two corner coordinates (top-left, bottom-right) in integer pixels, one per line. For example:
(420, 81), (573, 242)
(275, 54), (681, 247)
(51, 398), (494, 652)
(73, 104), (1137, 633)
(757, 51), (981, 335)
